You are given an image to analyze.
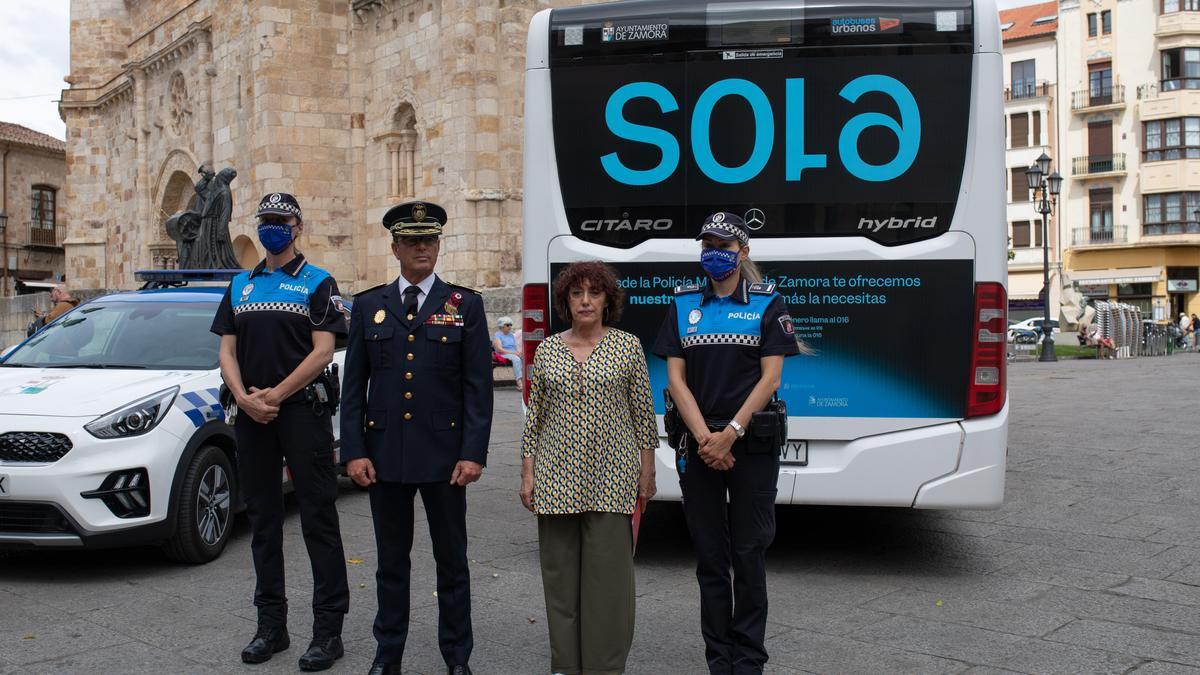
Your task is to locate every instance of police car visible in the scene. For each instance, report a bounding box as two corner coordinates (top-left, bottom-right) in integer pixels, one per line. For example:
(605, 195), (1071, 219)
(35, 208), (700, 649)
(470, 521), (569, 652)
(0, 271), (347, 563)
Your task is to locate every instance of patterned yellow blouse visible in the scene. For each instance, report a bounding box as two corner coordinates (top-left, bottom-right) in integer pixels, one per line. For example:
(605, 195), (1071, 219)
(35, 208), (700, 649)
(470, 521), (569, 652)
(521, 329), (658, 515)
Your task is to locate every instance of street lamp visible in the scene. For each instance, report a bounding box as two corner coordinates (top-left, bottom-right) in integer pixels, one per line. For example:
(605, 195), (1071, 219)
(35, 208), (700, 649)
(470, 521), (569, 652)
(1025, 158), (1061, 362)
(0, 212), (8, 297)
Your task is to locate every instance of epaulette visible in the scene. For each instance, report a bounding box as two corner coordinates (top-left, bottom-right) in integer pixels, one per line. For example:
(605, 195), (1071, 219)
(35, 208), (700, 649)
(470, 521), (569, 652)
(446, 282), (481, 296)
(748, 282), (776, 294)
(675, 284), (702, 295)
(352, 283), (387, 298)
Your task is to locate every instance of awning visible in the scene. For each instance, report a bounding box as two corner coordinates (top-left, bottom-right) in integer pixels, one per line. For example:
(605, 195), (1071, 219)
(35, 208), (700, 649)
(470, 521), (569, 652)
(1007, 271), (1046, 300)
(1068, 267), (1163, 285)
(15, 279), (58, 290)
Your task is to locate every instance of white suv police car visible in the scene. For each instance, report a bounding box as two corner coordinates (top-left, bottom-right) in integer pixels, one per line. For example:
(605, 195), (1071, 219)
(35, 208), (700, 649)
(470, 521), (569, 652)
(0, 271), (346, 563)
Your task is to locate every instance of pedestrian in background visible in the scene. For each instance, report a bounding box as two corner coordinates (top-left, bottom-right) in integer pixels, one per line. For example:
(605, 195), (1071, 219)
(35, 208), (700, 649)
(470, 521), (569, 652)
(1192, 313), (1199, 351)
(493, 316), (524, 391)
(519, 260), (658, 675)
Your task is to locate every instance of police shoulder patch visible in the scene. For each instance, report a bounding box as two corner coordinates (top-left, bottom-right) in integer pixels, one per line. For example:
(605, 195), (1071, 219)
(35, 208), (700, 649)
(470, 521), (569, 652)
(675, 284), (701, 295)
(748, 282), (777, 295)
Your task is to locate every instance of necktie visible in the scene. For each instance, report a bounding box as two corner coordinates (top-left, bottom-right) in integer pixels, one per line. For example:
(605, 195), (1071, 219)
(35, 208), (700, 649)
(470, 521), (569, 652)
(403, 285), (420, 320)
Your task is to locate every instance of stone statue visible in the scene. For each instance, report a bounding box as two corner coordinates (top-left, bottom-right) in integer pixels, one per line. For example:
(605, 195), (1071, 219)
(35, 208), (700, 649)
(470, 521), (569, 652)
(165, 164), (242, 269)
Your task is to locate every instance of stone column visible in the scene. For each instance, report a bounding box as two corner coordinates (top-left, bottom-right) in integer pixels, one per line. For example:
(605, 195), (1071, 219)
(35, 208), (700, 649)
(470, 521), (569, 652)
(400, 129), (417, 198)
(131, 66), (151, 273)
(196, 27), (215, 167)
(387, 140), (402, 197)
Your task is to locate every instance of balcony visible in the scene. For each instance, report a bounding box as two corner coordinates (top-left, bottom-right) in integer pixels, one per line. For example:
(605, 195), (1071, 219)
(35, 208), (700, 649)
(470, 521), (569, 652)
(28, 226), (58, 248)
(1071, 225), (1128, 247)
(1071, 84), (1125, 113)
(1157, 11), (1200, 39)
(1144, 221), (1200, 237)
(1072, 153), (1127, 178)
(1142, 157), (1200, 192)
(1140, 84), (1200, 120)
(1005, 81), (1052, 102)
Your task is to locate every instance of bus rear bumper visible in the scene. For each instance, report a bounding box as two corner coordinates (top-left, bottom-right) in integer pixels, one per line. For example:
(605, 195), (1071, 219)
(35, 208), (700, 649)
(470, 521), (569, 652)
(652, 401), (1008, 510)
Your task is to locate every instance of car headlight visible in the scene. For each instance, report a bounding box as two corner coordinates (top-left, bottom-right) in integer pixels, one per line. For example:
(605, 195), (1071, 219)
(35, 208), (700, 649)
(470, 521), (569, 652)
(85, 387), (179, 439)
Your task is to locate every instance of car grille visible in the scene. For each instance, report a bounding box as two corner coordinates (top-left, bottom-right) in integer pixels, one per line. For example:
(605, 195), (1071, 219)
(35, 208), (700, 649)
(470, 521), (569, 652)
(0, 503), (75, 533)
(0, 432), (73, 463)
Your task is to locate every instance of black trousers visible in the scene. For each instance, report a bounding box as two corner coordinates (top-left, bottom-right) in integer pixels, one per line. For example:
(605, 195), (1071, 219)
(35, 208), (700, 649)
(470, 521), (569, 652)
(368, 481), (472, 667)
(234, 401), (349, 637)
(680, 439), (780, 675)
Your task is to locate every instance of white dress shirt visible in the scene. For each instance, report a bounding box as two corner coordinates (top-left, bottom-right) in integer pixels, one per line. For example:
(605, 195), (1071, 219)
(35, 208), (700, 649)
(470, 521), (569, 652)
(397, 273), (437, 312)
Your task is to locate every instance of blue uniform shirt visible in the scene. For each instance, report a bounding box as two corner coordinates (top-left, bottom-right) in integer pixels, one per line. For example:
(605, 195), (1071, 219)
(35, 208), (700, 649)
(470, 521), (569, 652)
(210, 254), (347, 394)
(653, 278), (799, 420)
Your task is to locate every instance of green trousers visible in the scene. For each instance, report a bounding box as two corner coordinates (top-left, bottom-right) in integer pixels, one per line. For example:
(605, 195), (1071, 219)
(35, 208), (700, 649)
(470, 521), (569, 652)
(538, 512), (635, 675)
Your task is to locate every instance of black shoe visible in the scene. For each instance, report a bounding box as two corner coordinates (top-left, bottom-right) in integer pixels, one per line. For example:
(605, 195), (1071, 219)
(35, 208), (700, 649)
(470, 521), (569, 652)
(240, 626), (290, 664)
(299, 635), (344, 671)
(449, 666), (472, 675)
(367, 663), (404, 675)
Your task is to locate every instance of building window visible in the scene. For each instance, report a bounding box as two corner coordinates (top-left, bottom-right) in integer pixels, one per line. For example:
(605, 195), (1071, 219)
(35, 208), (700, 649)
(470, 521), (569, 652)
(1117, 283), (1153, 314)
(1101, 10), (1112, 34)
(1089, 188), (1114, 236)
(1143, 117), (1200, 161)
(1143, 192), (1200, 235)
(1162, 47), (1200, 90)
(1088, 63), (1113, 105)
(1032, 111), (1041, 146)
(1012, 221), (1031, 248)
(1163, 0), (1200, 13)
(1010, 167), (1031, 202)
(1010, 112), (1029, 149)
(1010, 59), (1037, 99)
(1088, 12), (1098, 36)
(30, 186), (55, 230)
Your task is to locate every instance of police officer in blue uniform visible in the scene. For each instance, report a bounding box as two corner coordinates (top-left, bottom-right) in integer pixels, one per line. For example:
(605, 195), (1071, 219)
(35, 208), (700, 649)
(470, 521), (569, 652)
(654, 212), (800, 675)
(210, 192), (350, 671)
(340, 200), (493, 675)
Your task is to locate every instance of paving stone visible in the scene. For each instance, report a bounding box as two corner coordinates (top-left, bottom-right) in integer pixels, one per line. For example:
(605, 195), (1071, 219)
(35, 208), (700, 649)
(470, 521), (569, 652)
(1047, 619), (1200, 665)
(862, 588), (1074, 638)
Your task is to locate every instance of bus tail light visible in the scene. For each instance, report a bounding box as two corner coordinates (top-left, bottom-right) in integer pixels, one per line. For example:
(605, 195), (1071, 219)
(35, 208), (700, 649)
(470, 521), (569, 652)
(522, 283), (549, 404)
(966, 282), (1007, 418)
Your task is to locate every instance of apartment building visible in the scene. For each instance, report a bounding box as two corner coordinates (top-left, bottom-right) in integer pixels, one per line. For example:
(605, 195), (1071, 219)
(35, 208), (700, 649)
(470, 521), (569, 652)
(1001, 2), (1062, 322)
(1057, 0), (1200, 320)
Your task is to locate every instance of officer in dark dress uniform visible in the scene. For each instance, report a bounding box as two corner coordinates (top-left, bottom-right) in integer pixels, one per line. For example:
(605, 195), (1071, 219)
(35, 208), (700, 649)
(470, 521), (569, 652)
(340, 200), (493, 675)
(210, 193), (350, 671)
(653, 212), (800, 675)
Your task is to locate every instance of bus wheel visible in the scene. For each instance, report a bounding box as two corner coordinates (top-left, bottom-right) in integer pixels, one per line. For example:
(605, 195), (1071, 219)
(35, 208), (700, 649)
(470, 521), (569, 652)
(163, 445), (235, 564)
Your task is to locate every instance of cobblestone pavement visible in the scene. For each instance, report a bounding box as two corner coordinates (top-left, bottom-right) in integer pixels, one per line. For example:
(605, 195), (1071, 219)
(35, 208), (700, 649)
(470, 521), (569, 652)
(2, 355), (1200, 674)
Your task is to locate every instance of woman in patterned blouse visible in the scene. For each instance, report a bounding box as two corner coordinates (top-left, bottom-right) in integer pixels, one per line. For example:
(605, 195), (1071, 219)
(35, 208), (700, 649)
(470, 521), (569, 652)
(519, 261), (658, 675)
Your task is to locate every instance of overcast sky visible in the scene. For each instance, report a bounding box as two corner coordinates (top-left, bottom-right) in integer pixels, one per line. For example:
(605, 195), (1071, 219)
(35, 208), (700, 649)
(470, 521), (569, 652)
(0, 0), (70, 140)
(0, 0), (1044, 142)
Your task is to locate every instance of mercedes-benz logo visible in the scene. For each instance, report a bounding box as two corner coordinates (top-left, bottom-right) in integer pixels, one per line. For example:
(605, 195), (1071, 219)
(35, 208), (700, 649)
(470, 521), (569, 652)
(744, 208), (766, 230)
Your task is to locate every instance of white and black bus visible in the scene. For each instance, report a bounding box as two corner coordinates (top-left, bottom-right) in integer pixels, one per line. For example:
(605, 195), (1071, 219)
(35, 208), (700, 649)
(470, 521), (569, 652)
(521, 0), (1007, 508)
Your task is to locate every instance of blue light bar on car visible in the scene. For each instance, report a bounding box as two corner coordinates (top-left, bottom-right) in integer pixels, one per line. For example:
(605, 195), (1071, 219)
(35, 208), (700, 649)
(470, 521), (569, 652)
(134, 269), (241, 283)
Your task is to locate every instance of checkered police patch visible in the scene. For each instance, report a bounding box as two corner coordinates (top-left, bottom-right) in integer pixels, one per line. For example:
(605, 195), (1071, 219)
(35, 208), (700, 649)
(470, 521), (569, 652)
(234, 301), (310, 317)
(680, 333), (761, 349)
(175, 387), (224, 428)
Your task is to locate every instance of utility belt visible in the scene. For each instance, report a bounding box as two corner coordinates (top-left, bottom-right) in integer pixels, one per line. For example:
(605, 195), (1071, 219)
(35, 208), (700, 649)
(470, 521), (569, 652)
(219, 363), (341, 425)
(663, 389), (787, 457)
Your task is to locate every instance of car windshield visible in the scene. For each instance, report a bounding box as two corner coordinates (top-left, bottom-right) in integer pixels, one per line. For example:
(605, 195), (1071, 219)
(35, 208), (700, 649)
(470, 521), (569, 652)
(2, 300), (220, 370)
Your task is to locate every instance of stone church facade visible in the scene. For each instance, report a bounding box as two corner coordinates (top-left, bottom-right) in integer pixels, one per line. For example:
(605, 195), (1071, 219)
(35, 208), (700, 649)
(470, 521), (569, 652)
(60, 0), (579, 295)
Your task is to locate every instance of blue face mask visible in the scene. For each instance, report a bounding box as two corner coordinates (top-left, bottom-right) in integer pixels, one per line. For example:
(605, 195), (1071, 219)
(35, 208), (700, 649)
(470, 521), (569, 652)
(257, 222), (293, 255)
(701, 247), (740, 281)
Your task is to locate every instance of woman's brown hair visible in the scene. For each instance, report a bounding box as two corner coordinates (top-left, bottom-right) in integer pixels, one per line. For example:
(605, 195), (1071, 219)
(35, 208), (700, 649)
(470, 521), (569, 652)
(552, 261), (625, 325)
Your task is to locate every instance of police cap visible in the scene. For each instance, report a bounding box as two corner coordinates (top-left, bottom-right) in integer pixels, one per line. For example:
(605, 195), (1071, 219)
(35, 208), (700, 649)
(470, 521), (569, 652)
(696, 211), (749, 246)
(383, 200), (446, 238)
(256, 192), (303, 220)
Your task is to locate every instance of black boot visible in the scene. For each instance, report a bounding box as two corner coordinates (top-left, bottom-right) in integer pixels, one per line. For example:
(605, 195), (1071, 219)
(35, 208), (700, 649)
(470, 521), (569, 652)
(240, 626), (290, 664)
(299, 635), (344, 671)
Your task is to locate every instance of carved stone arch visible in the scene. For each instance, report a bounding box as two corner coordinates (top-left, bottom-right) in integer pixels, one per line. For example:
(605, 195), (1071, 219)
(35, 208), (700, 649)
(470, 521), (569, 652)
(152, 149), (203, 232)
(376, 93), (423, 199)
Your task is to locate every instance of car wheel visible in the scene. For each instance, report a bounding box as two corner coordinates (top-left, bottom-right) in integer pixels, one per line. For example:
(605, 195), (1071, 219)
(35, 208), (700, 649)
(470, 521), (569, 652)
(163, 445), (235, 564)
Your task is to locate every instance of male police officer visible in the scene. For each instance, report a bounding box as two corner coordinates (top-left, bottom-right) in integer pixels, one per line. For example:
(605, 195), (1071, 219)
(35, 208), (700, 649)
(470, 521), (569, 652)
(211, 192), (350, 671)
(340, 200), (493, 675)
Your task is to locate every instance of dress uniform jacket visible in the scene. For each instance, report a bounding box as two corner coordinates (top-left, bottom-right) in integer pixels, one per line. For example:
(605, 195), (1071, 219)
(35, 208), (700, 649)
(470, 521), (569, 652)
(340, 275), (493, 483)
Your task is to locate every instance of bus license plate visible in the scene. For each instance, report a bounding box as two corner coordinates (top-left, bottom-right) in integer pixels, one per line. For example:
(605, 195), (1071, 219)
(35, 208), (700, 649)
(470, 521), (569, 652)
(1014, 343), (1036, 351)
(781, 441), (808, 465)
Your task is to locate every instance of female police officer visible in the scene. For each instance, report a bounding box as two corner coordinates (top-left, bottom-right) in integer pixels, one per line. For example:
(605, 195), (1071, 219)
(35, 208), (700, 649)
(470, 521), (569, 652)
(653, 212), (799, 675)
(210, 193), (350, 671)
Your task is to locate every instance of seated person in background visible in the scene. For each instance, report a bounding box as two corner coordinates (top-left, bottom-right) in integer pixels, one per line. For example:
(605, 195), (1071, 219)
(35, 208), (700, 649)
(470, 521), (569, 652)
(28, 285), (79, 337)
(493, 316), (524, 390)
